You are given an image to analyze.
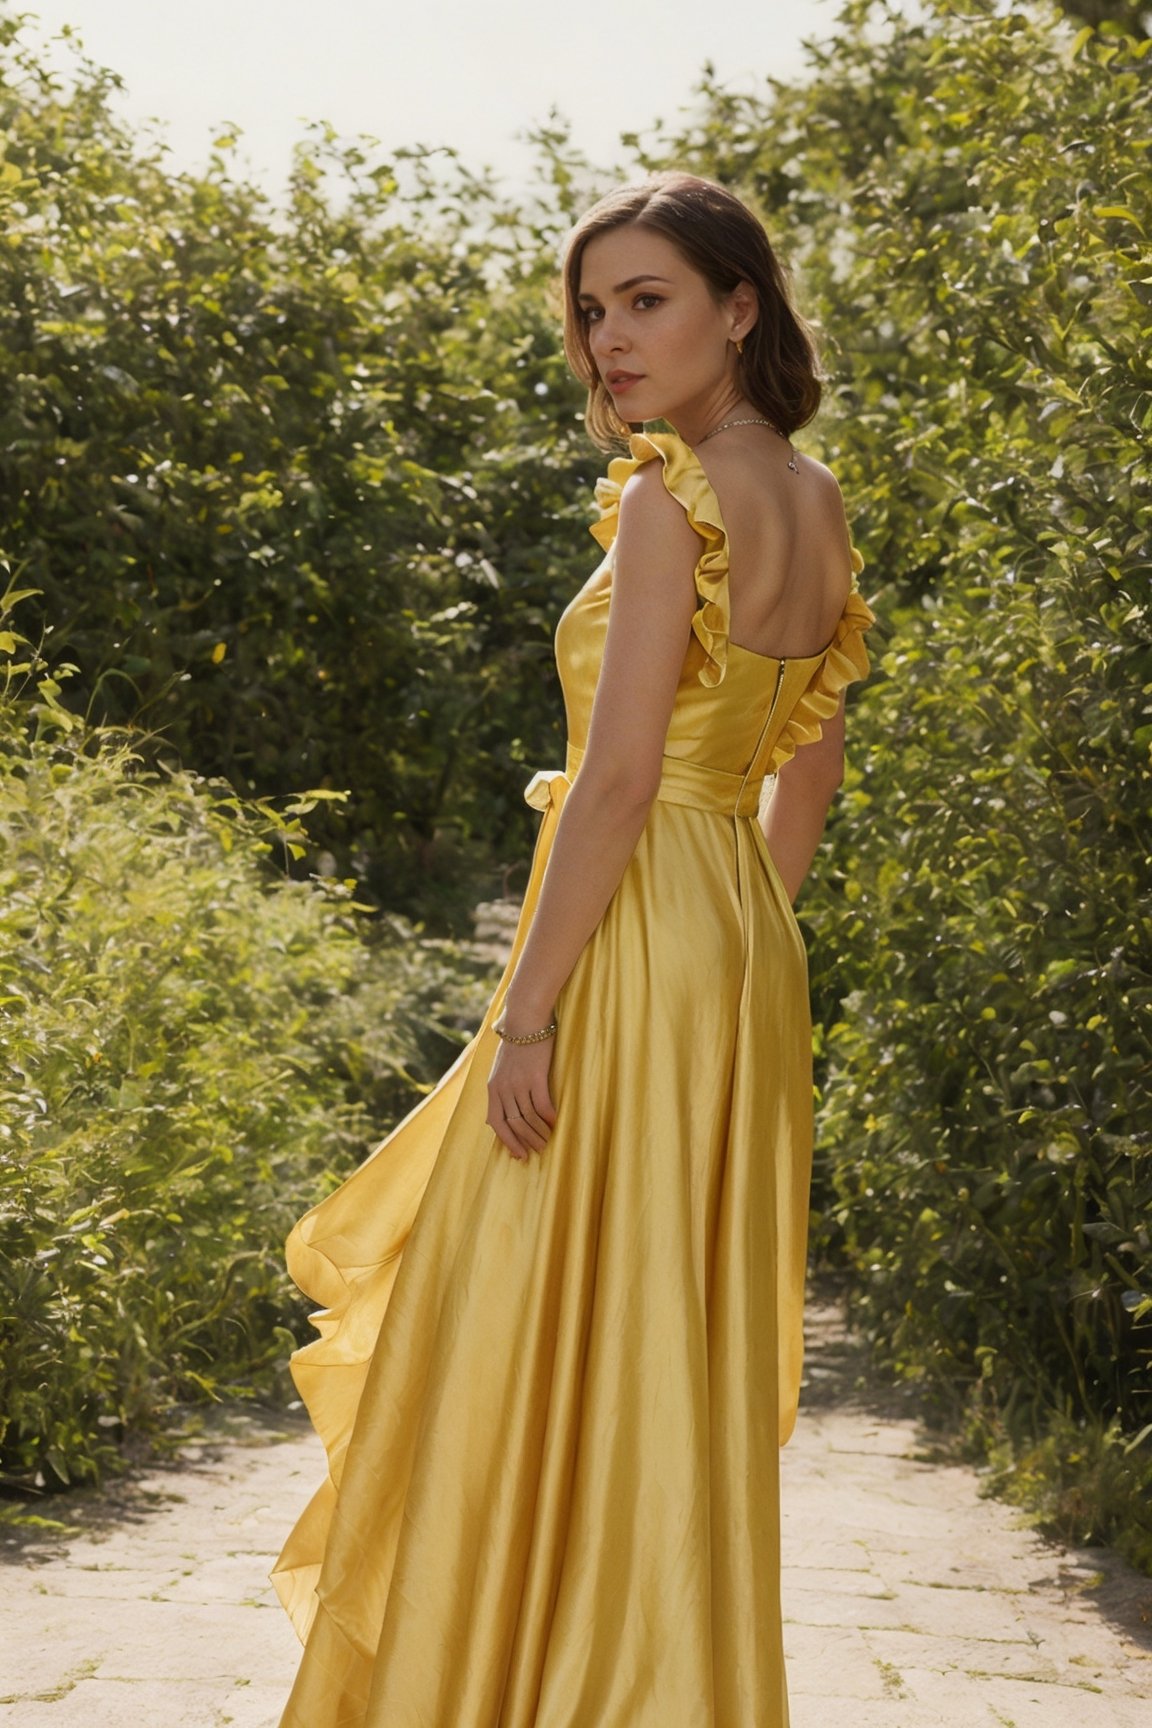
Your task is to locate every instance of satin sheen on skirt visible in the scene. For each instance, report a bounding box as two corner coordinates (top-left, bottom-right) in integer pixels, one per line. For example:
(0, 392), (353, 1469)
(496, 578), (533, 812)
(270, 430), (875, 1728)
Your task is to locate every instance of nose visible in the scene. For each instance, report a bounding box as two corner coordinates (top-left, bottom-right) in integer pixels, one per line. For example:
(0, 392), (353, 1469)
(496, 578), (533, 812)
(590, 307), (629, 359)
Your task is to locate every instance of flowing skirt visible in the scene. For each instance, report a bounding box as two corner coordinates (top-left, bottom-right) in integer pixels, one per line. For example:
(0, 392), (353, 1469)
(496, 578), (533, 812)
(271, 757), (811, 1728)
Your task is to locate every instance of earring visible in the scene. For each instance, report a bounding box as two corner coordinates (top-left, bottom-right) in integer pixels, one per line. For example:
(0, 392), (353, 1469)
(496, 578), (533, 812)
(735, 337), (744, 356)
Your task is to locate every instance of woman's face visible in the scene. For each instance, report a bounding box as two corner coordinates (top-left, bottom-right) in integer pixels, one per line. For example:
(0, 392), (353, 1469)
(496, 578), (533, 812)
(575, 224), (750, 429)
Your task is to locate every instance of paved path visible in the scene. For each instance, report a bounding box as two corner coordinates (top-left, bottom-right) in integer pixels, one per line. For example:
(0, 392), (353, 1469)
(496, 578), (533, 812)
(2, 1302), (1149, 1726)
(782, 1307), (1151, 1727)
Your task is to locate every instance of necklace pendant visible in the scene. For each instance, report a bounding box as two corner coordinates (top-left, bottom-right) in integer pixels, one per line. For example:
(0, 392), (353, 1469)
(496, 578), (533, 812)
(698, 415), (800, 473)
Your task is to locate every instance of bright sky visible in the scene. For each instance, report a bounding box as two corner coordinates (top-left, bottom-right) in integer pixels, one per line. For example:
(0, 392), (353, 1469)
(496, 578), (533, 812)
(17, 0), (843, 202)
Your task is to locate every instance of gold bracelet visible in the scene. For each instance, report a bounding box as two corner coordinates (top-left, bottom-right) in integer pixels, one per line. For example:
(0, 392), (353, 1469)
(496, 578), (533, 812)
(493, 1017), (558, 1045)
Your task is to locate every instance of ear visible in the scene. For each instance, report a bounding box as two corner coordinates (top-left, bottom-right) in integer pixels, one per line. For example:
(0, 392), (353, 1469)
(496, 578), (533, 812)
(728, 278), (759, 343)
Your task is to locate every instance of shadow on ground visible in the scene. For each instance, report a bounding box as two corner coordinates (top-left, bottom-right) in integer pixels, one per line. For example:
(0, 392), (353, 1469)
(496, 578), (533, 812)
(0, 1402), (313, 1562)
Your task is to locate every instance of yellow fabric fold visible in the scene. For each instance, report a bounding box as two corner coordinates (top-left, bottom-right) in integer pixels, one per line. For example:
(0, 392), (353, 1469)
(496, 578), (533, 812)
(270, 769), (573, 1655)
(589, 430), (731, 687)
(767, 583), (877, 773)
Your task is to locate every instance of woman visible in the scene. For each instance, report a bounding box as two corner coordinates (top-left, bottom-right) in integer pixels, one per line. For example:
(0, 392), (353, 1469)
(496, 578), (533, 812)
(271, 170), (874, 1727)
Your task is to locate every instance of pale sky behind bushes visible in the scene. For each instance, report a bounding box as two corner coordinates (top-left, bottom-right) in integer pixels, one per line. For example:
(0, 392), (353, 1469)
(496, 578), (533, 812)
(18, 0), (845, 202)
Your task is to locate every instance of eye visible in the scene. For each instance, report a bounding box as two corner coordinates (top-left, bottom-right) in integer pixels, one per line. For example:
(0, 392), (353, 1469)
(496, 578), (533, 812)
(580, 304), (604, 324)
(634, 293), (664, 311)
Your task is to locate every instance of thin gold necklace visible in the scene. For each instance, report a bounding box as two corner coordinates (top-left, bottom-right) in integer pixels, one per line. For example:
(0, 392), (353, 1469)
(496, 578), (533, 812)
(698, 415), (799, 473)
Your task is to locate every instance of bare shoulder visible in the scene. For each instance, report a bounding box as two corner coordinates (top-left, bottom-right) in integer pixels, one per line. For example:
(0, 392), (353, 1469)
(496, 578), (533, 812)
(695, 437), (851, 544)
(797, 450), (844, 496)
(616, 457), (701, 560)
(798, 450), (849, 508)
(618, 455), (685, 519)
(699, 435), (842, 498)
(798, 453), (854, 543)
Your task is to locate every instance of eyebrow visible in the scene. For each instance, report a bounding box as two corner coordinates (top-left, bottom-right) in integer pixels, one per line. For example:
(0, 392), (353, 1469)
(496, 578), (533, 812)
(576, 274), (673, 303)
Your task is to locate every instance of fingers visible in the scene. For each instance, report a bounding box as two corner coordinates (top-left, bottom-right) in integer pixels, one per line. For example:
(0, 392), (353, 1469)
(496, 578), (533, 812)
(487, 1110), (535, 1160)
(484, 1092), (531, 1160)
(512, 1091), (555, 1146)
(497, 1098), (548, 1160)
(485, 1089), (557, 1161)
(508, 1104), (549, 1155)
(530, 1082), (557, 1129)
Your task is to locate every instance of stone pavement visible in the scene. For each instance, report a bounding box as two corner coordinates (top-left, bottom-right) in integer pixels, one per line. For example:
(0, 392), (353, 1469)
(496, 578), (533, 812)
(1, 1301), (1149, 1727)
(781, 1307), (1152, 1728)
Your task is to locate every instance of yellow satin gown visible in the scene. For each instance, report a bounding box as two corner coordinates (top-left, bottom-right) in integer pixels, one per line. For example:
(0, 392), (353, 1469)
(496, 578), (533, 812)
(271, 429), (875, 1728)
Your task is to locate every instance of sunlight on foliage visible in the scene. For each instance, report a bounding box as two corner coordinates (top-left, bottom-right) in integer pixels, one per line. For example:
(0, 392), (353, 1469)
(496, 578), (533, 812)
(0, 0), (1149, 1566)
(633, 0), (1151, 1569)
(0, 584), (497, 1491)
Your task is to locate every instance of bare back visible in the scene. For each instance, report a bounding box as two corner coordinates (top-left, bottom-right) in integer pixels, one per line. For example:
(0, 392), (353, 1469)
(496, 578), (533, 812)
(694, 438), (855, 660)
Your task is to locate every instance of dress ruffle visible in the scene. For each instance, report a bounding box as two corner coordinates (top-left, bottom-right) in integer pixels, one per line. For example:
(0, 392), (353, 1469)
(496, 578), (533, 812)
(590, 432), (874, 702)
(768, 577), (877, 774)
(589, 431), (731, 688)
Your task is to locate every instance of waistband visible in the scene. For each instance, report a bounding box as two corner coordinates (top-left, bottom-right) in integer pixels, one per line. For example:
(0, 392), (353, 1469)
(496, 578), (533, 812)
(524, 744), (764, 818)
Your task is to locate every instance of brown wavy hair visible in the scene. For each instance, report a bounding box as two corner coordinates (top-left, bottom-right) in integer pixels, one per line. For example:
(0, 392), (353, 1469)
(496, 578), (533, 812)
(562, 172), (821, 450)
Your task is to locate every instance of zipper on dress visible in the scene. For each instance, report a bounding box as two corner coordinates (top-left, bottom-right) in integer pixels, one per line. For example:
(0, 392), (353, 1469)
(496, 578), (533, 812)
(736, 657), (788, 811)
(765, 657), (787, 736)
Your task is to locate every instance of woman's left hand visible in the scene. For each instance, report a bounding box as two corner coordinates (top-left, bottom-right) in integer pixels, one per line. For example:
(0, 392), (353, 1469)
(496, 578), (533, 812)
(486, 1036), (557, 1161)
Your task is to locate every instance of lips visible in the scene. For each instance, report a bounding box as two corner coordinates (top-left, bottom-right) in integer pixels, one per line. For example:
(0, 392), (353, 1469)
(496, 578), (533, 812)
(606, 371), (643, 393)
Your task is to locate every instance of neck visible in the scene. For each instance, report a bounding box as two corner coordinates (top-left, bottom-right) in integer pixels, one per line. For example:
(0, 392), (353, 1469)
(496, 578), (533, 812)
(666, 382), (753, 448)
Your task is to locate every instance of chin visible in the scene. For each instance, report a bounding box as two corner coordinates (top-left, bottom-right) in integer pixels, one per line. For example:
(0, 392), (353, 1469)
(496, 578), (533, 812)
(618, 399), (660, 425)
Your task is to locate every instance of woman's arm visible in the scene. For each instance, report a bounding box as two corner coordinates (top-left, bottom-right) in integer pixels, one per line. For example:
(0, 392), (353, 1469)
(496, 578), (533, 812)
(487, 464), (700, 1158)
(503, 462), (700, 1027)
(759, 695), (846, 903)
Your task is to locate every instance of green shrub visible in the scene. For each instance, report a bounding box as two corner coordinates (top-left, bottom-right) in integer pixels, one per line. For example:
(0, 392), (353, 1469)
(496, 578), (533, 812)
(0, 14), (592, 926)
(0, 586), (497, 1491)
(640, 0), (1152, 1566)
(3, 0), (1150, 1572)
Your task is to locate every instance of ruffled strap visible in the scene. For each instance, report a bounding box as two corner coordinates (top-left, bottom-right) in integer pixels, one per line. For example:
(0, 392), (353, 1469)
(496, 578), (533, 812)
(589, 430), (731, 688)
(767, 577), (877, 774)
